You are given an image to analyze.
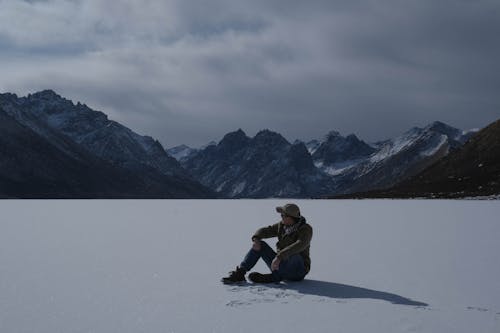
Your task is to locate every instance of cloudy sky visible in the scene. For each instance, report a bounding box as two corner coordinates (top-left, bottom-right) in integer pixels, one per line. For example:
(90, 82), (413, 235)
(1, 0), (499, 148)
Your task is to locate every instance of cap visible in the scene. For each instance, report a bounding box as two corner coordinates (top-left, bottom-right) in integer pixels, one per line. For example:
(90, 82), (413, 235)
(276, 203), (301, 218)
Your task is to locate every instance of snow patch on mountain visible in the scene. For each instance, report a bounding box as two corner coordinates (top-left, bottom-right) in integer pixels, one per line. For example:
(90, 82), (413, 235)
(369, 127), (423, 163)
(314, 159), (366, 176)
(305, 139), (321, 155)
(167, 145), (198, 161)
(419, 134), (448, 157)
(231, 181), (247, 196)
(0, 90), (187, 178)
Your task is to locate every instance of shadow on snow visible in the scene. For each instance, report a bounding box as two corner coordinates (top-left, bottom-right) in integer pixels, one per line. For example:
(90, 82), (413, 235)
(276, 279), (428, 306)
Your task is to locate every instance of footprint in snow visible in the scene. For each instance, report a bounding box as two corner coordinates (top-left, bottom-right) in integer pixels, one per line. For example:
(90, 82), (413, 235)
(467, 306), (489, 312)
(226, 300), (252, 307)
(225, 283), (305, 307)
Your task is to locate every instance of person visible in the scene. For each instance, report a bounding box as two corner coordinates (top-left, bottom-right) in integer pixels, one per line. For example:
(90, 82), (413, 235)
(222, 203), (313, 284)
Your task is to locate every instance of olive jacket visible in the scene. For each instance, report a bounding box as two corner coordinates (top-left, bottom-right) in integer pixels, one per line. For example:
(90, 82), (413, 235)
(252, 217), (312, 274)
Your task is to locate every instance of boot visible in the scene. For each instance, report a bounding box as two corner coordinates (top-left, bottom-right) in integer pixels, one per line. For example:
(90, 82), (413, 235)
(221, 266), (246, 284)
(248, 272), (275, 283)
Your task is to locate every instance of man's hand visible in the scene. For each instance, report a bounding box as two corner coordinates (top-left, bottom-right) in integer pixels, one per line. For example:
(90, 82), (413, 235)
(252, 239), (261, 251)
(271, 257), (281, 271)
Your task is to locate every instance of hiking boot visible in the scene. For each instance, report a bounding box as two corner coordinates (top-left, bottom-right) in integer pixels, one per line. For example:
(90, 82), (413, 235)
(248, 272), (275, 283)
(221, 266), (246, 284)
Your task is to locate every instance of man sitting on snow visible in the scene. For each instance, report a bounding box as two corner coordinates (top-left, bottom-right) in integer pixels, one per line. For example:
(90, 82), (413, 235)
(222, 203), (313, 284)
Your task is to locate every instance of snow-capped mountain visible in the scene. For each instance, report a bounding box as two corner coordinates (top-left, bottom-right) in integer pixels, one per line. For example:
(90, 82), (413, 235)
(362, 118), (500, 198)
(0, 89), (478, 198)
(0, 107), (185, 198)
(166, 141), (216, 162)
(182, 129), (336, 198)
(0, 90), (214, 198)
(0, 90), (187, 177)
(179, 122), (473, 197)
(331, 121), (474, 194)
(167, 144), (198, 162)
(310, 131), (377, 176)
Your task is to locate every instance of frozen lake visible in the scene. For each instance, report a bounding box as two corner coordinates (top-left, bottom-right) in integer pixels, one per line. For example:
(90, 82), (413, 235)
(1, 199), (499, 332)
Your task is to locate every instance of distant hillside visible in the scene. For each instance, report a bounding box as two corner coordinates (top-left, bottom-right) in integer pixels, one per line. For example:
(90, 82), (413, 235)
(0, 91), (215, 198)
(328, 121), (474, 194)
(334, 119), (500, 198)
(0, 108), (143, 198)
(181, 129), (337, 198)
(1, 89), (486, 199)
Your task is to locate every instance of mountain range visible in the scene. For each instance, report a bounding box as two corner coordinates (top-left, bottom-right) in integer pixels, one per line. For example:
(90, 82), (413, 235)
(0, 90), (214, 198)
(1, 89), (496, 199)
(173, 121), (476, 198)
(335, 119), (500, 198)
(325, 121), (475, 194)
(180, 129), (336, 198)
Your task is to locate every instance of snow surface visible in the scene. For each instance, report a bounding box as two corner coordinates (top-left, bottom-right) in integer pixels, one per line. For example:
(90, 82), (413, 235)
(1, 199), (499, 333)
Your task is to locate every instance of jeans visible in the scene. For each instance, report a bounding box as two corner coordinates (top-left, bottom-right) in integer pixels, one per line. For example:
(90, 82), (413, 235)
(240, 241), (307, 282)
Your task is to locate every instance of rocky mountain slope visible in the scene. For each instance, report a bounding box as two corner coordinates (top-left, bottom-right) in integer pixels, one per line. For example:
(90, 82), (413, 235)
(0, 91), (214, 198)
(330, 121), (474, 194)
(181, 129), (336, 198)
(0, 108), (159, 198)
(1, 89), (483, 199)
(311, 131), (376, 171)
(339, 119), (500, 198)
(179, 121), (473, 198)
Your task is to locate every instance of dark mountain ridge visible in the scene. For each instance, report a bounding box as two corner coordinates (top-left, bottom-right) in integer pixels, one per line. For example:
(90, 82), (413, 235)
(312, 131), (376, 165)
(182, 129), (336, 198)
(0, 91), (214, 198)
(0, 108), (160, 198)
(329, 121), (473, 194)
(333, 119), (500, 198)
(1, 89), (488, 199)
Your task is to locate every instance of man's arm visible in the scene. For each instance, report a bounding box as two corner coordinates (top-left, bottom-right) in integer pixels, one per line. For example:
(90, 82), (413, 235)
(252, 222), (280, 241)
(276, 225), (313, 261)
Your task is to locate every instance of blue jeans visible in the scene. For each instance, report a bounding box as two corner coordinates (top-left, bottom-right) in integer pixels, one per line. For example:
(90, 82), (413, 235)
(240, 241), (307, 282)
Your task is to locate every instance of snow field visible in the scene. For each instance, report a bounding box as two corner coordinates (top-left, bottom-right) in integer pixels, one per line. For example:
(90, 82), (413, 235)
(0, 199), (499, 332)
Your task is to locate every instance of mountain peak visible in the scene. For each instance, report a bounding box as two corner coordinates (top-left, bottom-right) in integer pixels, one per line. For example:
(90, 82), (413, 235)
(0, 92), (18, 100)
(430, 120), (447, 127)
(200, 141), (217, 150)
(346, 133), (360, 141)
(427, 121), (455, 132)
(217, 129), (250, 153)
(219, 129), (248, 143)
(254, 129), (289, 146)
(425, 121), (465, 143)
(325, 130), (341, 140)
(30, 89), (62, 100)
(313, 129), (376, 166)
(173, 144), (191, 150)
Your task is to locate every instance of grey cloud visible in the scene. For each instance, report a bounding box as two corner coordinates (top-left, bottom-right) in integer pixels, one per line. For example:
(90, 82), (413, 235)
(0, 0), (499, 147)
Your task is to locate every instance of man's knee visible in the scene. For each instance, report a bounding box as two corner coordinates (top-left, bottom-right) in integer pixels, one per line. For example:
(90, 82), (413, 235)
(252, 240), (269, 251)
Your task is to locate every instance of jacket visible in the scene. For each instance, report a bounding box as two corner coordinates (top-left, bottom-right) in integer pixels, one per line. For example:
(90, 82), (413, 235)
(252, 216), (312, 274)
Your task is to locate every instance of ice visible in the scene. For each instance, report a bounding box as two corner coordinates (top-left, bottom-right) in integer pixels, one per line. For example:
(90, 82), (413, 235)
(0, 199), (499, 332)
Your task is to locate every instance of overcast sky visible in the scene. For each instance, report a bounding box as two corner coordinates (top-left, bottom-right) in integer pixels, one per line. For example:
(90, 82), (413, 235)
(1, 0), (499, 148)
